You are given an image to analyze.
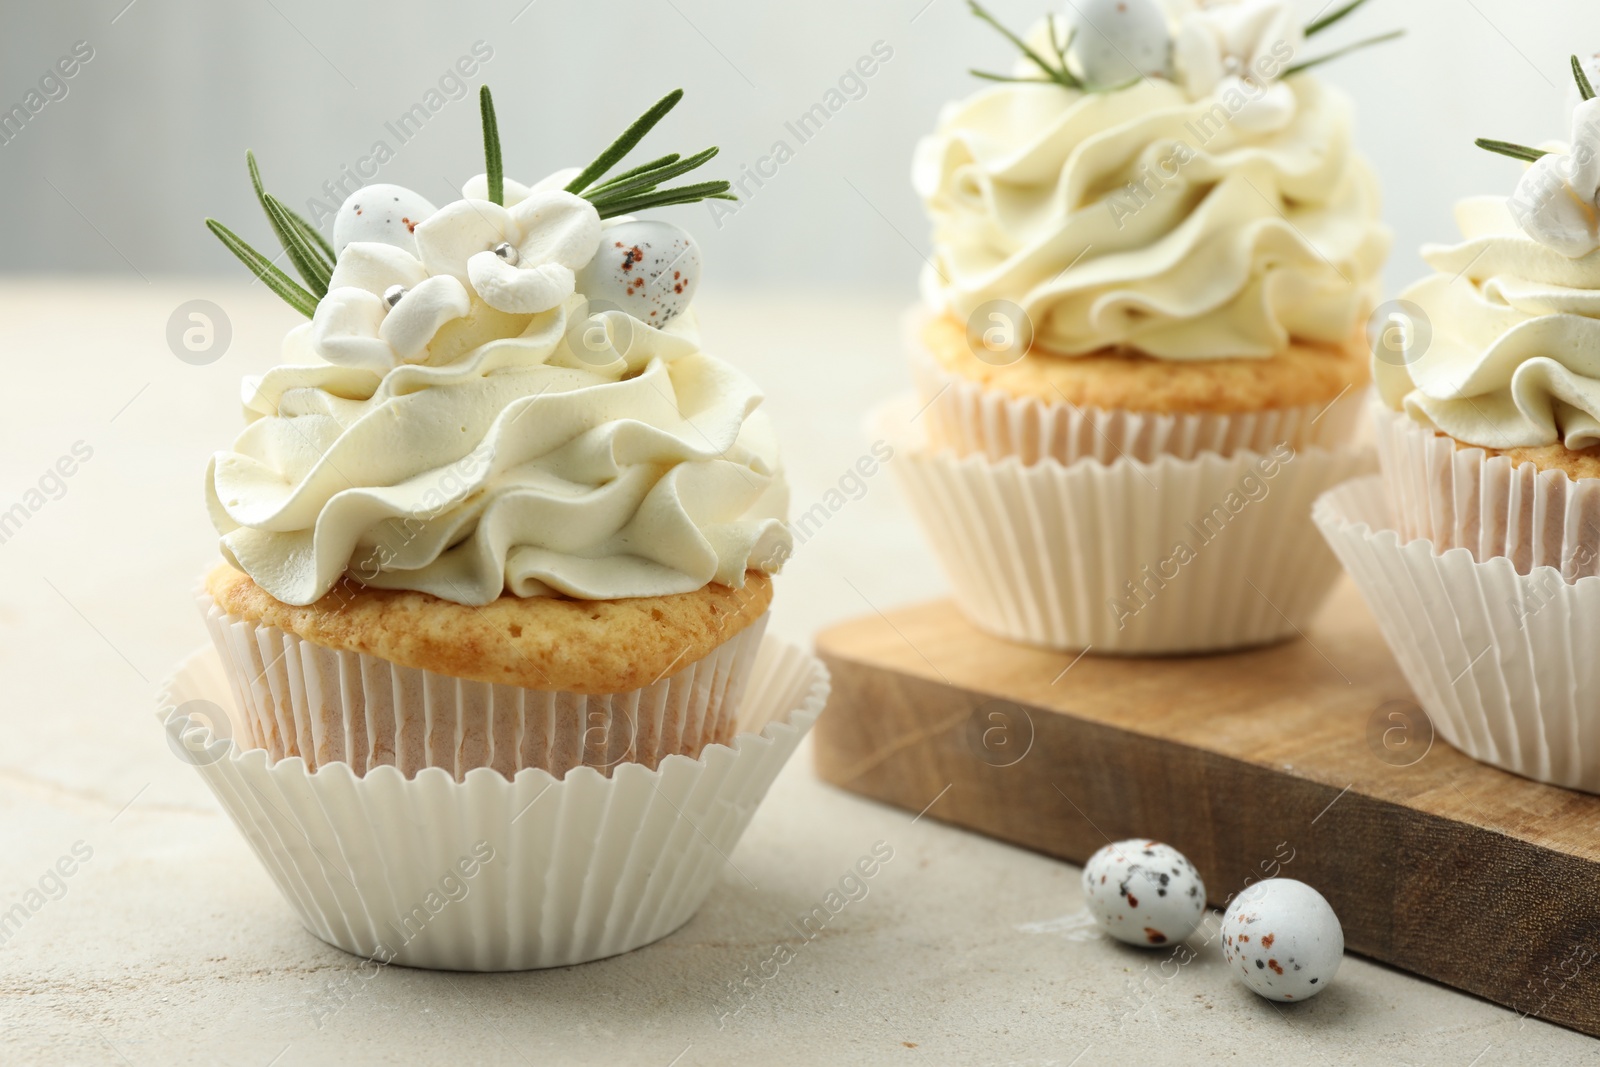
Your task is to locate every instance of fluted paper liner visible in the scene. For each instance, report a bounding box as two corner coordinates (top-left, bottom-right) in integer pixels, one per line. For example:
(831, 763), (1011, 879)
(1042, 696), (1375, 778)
(199, 592), (766, 780)
(157, 635), (829, 970)
(1374, 403), (1600, 580)
(907, 310), (1366, 467)
(1314, 475), (1600, 793)
(881, 399), (1374, 654)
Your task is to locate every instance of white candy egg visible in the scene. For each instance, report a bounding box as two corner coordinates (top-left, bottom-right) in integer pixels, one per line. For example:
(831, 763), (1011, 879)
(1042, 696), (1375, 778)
(333, 185), (438, 257)
(1221, 879), (1344, 1002)
(1066, 0), (1172, 90)
(1081, 839), (1206, 947)
(574, 220), (700, 327)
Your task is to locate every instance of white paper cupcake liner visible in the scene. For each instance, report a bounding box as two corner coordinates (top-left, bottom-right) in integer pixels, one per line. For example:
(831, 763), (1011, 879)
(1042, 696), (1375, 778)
(906, 310), (1366, 466)
(881, 399), (1374, 654)
(157, 635), (828, 970)
(1314, 475), (1600, 793)
(199, 592), (766, 780)
(1374, 404), (1600, 580)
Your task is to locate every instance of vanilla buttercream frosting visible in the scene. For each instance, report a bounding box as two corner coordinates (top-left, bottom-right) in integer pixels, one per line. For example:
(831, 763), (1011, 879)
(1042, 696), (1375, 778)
(208, 174), (791, 606)
(915, 6), (1390, 360)
(1376, 195), (1600, 452)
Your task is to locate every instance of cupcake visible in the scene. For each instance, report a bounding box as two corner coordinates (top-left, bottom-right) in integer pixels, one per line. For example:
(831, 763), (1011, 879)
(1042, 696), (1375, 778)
(201, 88), (792, 781)
(888, 0), (1396, 653)
(1318, 57), (1600, 791)
(164, 87), (830, 970)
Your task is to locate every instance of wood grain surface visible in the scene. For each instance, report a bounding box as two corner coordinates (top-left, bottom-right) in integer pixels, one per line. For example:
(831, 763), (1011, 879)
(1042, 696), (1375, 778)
(812, 580), (1600, 1036)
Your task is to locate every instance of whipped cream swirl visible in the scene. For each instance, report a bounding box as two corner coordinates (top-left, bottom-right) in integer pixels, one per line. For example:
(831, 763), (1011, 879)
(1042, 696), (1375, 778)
(209, 174), (790, 606)
(915, 12), (1389, 360)
(1376, 195), (1600, 452)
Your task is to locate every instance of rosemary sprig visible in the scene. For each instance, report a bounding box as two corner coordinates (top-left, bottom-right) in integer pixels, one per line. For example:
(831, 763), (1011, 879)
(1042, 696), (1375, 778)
(247, 151), (333, 289)
(969, 71), (1056, 84)
(205, 219), (319, 318)
(564, 90), (734, 218)
(1305, 0), (1373, 38)
(1475, 138), (1549, 164)
(1574, 54), (1596, 101)
(209, 85), (735, 315)
(480, 85), (504, 206)
(566, 90), (685, 194)
(1284, 29), (1405, 76)
(967, 0), (1084, 91)
(588, 181), (737, 217)
(584, 147), (720, 202)
(590, 153), (681, 190)
(262, 193), (331, 297)
(1473, 56), (1597, 166)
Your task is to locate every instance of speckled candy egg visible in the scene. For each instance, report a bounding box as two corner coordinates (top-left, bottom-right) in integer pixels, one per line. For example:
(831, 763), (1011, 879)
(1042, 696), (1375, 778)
(1221, 879), (1344, 1002)
(333, 184), (438, 257)
(575, 220), (700, 327)
(1066, 0), (1172, 89)
(1081, 839), (1206, 947)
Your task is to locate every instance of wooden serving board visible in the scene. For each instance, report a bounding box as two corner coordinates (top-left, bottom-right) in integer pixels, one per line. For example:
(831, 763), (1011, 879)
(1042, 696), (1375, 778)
(812, 580), (1600, 1037)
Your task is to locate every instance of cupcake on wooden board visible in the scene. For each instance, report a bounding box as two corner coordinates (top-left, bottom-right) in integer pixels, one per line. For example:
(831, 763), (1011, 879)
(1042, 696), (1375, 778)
(1371, 62), (1600, 579)
(1318, 57), (1600, 792)
(888, 0), (1397, 654)
(201, 88), (792, 781)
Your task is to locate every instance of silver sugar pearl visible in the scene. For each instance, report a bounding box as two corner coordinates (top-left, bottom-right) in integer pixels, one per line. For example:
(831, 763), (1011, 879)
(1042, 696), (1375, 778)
(382, 284), (407, 308)
(492, 241), (520, 266)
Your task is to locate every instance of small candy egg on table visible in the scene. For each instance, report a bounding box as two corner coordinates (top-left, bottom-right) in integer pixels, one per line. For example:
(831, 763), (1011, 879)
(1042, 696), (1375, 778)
(1221, 879), (1344, 1002)
(1081, 839), (1207, 947)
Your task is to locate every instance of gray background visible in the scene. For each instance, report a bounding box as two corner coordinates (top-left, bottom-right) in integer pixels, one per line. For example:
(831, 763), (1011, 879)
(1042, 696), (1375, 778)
(0, 0), (1590, 298)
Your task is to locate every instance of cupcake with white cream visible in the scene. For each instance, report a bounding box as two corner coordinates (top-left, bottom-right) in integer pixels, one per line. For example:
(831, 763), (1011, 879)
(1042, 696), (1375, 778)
(201, 88), (792, 780)
(889, 0), (1397, 654)
(165, 87), (831, 973)
(1317, 58), (1600, 792)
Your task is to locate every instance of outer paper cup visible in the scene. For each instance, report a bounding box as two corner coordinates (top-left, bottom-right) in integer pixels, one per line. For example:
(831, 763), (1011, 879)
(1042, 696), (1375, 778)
(1314, 475), (1600, 793)
(157, 635), (829, 970)
(880, 400), (1374, 654)
(1373, 403), (1600, 580)
(200, 592), (767, 780)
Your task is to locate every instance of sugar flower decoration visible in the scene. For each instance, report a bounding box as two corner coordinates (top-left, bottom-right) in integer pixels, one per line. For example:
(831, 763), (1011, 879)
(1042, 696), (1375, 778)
(1173, 0), (1303, 133)
(1507, 100), (1600, 258)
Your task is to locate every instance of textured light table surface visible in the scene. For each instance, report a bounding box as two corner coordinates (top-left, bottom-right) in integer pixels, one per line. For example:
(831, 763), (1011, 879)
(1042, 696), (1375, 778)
(0, 280), (1593, 1065)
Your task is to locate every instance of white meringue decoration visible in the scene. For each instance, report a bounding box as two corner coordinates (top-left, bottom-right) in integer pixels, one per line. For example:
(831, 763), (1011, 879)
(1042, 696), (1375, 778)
(416, 191), (602, 314)
(379, 276), (472, 362)
(460, 167), (583, 207)
(310, 243), (471, 371)
(311, 289), (391, 373)
(1173, 0), (1302, 134)
(1508, 99), (1600, 259)
(333, 184), (439, 257)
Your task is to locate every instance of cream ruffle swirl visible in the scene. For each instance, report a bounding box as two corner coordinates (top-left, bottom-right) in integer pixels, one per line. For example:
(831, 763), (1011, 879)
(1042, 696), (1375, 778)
(1375, 196), (1600, 452)
(914, 14), (1390, 360)
(207, 174), (790, 607)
